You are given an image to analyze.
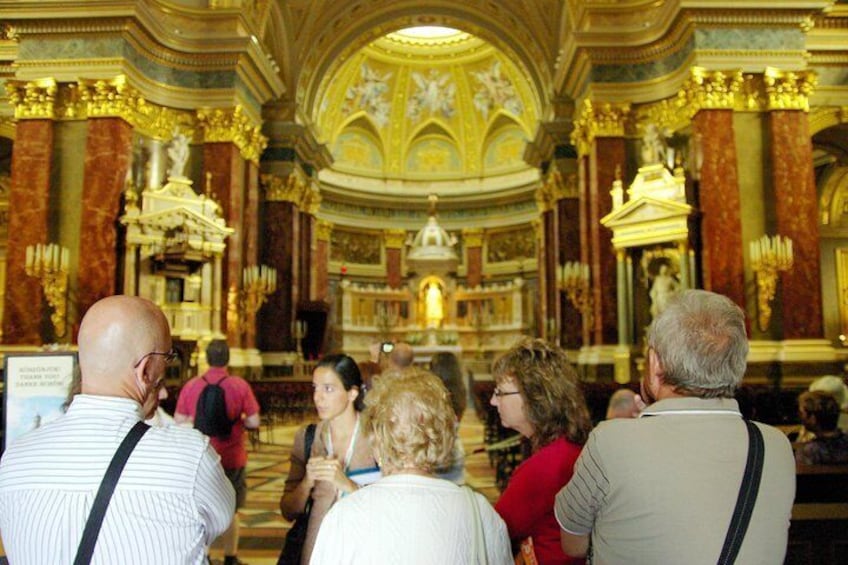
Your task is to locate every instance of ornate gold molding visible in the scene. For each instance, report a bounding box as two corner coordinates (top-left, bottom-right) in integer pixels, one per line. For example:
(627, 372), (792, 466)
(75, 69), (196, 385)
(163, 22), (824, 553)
(315, 220), (333, 242)
(383, 229), (407, 249)
(571, 99), (632, 156)
(462, 228), (484, 248)
(763, 67), (817, 112)
(6, 78), (58, 120)
(197, 106), (268, 165)
(536, 167), (578, 211)
(261, 171), (318, 211)
(680, 67), (743, 111)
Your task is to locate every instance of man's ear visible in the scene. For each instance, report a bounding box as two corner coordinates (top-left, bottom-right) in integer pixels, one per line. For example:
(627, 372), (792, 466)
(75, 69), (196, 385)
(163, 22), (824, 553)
(133, 356), (154, 393)
(648, 348), (665, 387)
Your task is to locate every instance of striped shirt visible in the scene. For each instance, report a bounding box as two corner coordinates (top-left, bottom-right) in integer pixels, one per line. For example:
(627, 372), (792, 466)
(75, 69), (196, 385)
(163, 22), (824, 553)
(0, 394), (235, 565)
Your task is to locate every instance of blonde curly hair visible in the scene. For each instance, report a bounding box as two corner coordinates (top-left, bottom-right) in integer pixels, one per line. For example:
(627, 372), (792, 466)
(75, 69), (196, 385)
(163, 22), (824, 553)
(363, 368), (456, 474)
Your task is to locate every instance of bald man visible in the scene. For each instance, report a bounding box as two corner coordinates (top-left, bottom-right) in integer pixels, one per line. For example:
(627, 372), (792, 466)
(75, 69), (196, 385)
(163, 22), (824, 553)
(388, 342), (415, 371)
(605, 388), (642, 420)
(0, 296), (234, 565)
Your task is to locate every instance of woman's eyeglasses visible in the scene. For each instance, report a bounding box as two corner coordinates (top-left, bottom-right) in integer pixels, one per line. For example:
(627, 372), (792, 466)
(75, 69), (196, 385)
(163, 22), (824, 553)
(492, 388), (521, 398)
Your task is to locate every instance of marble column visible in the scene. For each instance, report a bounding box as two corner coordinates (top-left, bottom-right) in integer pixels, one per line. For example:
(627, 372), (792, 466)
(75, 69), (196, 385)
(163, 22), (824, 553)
(78, 118), (133, 318)
(299, 210), (312, 303)
(313, 221), (331, 301)
(384, 229), (406, 289)
(558, 197), (581, 348)
(462, 228), (483, 289)
(769, 110), (822, 338)
(589, 137), (625, 345)
(693, 109), (745, 310)
(260, 197), (297, 351)
(542, 208), (557, 339)
(3, 119), (53, 344)
(204, 142), (246, 344)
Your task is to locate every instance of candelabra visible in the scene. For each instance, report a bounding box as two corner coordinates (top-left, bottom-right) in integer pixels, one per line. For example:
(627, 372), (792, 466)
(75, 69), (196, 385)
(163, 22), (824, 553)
(227, 264), (278, 338)
(25, 243), (70, 338)
(292, 320), (307, 359)
(750, 235), (793, 331)
(558, 261), (593, 318)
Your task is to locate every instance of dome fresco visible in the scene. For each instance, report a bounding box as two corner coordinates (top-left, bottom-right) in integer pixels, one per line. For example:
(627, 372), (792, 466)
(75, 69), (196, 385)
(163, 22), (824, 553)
(314, 27), (541, 185)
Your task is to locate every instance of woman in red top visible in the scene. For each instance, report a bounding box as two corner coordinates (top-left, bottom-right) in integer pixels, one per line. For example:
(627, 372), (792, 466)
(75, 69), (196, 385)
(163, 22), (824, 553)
(490, 338), (592, 565)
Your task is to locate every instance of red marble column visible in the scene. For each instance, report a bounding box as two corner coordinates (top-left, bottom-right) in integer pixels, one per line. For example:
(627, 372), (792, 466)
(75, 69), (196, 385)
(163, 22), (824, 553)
(241, 161), (260, 349)
(314, 233), (330, 301)
(694, 110), (745, 310)
(77, 118), (133, 319)
(543, 208), (557, 337)
(204, 143), (246, 344)
(769, 111), (822, 338)
(386, 247), (402, 289)
(577, 154), (591, 345)
(259, 200), (296, 351)
(466, 246), (482, 288)
(558, 197), (581, 348)
(589, 138), (625, 345)
(299, 211), (312, 303)
(3, 120), (53, 344)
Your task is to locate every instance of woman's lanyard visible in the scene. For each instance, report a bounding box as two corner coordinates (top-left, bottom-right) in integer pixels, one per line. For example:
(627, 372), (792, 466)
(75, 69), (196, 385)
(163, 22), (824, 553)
(325, 414), (360, 473)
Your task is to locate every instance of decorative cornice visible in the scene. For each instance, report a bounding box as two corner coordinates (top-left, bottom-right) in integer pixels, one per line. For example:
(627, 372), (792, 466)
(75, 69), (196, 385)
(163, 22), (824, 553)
(197, 106), (268, 165)
(462, 228), (484, 248)
(383, 229), (407, 249)
(570, 99), (632, 156)
(764, 67), (817, 111)
(315, 220), (333, 242)
(536, 167), (578, 212)
(74, 76), (193, 139)
(6, 78), (58, 119)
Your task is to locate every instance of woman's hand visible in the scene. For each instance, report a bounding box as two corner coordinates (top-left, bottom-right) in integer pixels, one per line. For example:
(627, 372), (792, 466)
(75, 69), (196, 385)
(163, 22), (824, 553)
(307, 456), (358, 494)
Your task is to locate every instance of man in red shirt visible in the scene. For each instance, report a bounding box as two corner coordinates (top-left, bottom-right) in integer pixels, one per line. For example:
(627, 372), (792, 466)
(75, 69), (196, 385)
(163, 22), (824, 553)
(176, 340), (260, 565)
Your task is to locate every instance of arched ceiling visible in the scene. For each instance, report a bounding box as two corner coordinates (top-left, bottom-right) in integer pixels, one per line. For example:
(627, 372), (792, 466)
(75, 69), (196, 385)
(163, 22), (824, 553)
(314, 27), (541, 188)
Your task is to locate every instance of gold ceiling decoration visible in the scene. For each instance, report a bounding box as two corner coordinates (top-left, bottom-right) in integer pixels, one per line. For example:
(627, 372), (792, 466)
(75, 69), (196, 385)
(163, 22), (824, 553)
(313, 27), (540, 185)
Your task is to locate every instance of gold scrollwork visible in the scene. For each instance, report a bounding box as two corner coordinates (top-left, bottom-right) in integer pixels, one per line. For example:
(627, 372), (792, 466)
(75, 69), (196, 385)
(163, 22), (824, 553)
(764, 67), (817, 112)
(197, 106), (268, 164)
(6, 78), (58, 120)
(571, 99), (632, 156)
(383, 229), (407, 249)
(315, 220), (333, 242)
(680, 67), (743, 111)
(261, 171), (318, 211)
(462, 228), (484, 248)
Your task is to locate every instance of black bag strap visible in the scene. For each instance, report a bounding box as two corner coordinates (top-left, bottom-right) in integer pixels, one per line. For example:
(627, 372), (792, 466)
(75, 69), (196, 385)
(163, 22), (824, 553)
(717, 419), (765, 565)
(302, 423), (317, 514)
(73, 420), (151, 565)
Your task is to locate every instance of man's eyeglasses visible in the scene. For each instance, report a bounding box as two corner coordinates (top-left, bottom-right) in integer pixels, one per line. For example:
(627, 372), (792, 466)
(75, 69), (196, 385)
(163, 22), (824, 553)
(134, 348), (179, 369)
(492, 388), (521, 398)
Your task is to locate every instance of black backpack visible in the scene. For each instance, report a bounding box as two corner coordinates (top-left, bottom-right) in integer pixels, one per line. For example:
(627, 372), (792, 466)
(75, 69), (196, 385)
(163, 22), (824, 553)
(194, 376), (235, 438)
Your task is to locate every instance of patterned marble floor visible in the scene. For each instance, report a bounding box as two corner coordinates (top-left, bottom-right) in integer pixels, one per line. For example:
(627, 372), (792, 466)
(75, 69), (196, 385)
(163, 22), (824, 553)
(209, 409), (500, 564)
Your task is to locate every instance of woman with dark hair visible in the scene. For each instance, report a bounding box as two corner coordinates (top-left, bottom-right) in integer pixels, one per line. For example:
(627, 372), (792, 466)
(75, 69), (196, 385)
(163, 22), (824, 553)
(280, 353), (379, 564)
(428, 352), (468, 484)
(490, 338), (591, 565)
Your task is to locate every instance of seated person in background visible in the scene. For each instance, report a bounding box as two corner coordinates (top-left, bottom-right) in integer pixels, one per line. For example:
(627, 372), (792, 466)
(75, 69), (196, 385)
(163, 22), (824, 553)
(796, 390), (848, 465)
(491, 338), (591, 565)
(605, 388), (641, 420)
(793, 375), (848, 443)
(429, 352), (468, 485)
(310, 372), (512, 564)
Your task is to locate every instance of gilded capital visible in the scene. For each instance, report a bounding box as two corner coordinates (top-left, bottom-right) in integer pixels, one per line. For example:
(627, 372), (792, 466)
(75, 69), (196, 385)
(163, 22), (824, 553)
(198, 106), (268, 165)
(6, 79), (58, 120)
(680, 67), (743, 112)
(315, 220), (333, 242)
(570, 99), (631, 156)
(764, 68), (817, 112)
(462, 228), (484, 248)
(261, 171), (319, 212)
(384, 229), (407, 249)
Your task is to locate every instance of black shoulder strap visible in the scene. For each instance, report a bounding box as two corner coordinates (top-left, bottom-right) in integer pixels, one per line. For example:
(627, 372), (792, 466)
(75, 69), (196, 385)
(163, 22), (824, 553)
(73, 420), (151, 565)
(717, 419), (765, 565)
(304, 423), (317, 462)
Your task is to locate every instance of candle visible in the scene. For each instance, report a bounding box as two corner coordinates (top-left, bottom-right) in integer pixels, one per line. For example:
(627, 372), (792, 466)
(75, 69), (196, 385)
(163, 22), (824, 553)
(25, 245), (33, 270)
